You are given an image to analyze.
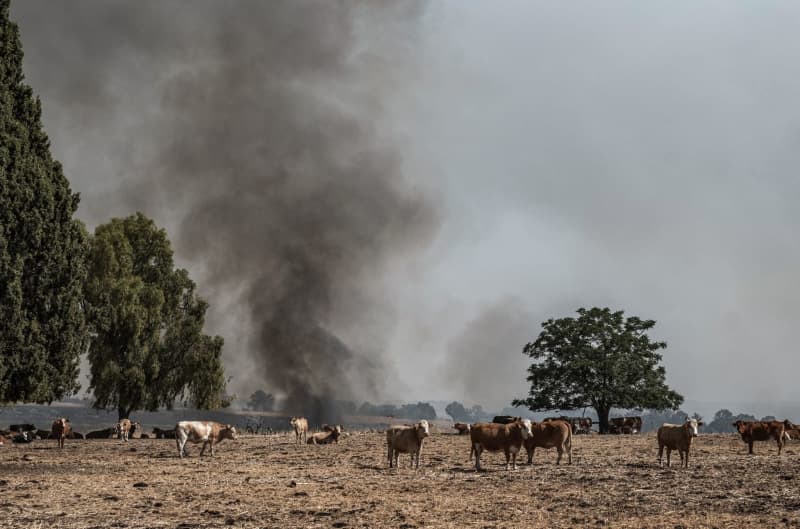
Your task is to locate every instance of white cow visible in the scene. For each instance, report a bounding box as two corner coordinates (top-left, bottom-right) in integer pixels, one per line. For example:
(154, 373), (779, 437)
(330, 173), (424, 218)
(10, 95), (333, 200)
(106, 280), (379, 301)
(176, 421), (237, 458)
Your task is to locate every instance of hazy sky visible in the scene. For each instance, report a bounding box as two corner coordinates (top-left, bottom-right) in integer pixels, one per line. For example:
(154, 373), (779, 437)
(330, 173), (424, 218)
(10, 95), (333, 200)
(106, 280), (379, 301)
(12, 1), (800, 410)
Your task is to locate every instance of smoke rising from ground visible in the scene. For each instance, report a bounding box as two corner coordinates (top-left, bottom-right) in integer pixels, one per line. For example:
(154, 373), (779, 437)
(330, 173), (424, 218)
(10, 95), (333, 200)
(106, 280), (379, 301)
(12, 1), (436, 423)
(13, 2), (800, 412)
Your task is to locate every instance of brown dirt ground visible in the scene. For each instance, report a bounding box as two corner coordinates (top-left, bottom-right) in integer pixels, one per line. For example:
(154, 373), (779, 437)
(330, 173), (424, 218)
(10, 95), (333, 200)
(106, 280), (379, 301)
(1, 430), (798, 528)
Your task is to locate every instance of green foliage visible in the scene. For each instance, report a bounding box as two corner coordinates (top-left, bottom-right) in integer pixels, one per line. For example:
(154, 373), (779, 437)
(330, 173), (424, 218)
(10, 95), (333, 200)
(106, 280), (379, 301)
(358, 401), (437, 421)
(0, 0), (89, 403)
(84, 213), (226, 419)
(513, 307), (683, 432)
(247, 390), (275, 412)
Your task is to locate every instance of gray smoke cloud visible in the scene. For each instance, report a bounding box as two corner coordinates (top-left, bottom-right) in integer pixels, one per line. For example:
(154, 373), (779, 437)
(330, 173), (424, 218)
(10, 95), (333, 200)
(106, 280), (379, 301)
(12, 1), (437, 423)
(13, 2), (800, 414)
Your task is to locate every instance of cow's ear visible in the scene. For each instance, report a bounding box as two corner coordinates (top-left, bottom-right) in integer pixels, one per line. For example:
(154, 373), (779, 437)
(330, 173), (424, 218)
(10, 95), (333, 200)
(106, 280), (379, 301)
(698, 421), (704, 426)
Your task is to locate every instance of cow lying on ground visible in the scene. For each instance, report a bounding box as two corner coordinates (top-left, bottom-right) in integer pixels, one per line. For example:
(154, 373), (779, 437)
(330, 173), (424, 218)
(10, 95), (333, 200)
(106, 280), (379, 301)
(10, 424), (35, 433)
(387, 420), (430, 469)
(492, 415), (521, 425)
(657, 418), (702, 468)
(176, 421), (237, 458)
(116, 419), (132, 442)
(290, 417), (308, 445)
(470, 419), (533, 471)
(51, 418), (71, 449)
(152, 427), (176, 439)
(524, 420), (572, 465)
(452, 423), (471, 435)
(733, 420), (790, 455)
(308, 426), (342, 445)
(609, 416), (643, 434)
(85, 427), (116, 439)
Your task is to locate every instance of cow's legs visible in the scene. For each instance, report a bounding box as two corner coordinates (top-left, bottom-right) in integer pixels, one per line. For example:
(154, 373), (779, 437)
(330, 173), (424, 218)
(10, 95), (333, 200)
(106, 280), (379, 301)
(200, 441), (208, 457)
(474, 445), (483, 471)
(658, 443), (664, 466)
(748, 440), (754, 455)
(777, 436), (784, 455)
(666, 447), (671, 467)
(566, 440), (573, 464)
(504, 448), (511, 470)
(527, 446), (535, 465)
(683, 450), (689, 469)
(210, 442), (214, 456)
(556, 447), (563, 465)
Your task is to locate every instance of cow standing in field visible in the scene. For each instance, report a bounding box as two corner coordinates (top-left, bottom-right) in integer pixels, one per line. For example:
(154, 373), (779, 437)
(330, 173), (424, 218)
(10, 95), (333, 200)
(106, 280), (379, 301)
(175, 421), (238, 458)
(452, 423), (471, 435)
(386, 420), (430, 469)
(470, 419), (533, 471)
(51, 418), (71, 449)
(657, 418), (703, 468)
(290, 417), (308, 445)
(609, 416), (643, 434)
(733, 420), (790, 455)
(117, 419), (132, 442)
(524, 420), (572, 465)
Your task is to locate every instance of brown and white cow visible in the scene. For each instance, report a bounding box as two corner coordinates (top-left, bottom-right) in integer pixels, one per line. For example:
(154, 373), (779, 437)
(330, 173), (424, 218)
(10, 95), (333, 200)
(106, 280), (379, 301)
(733, 420), (790, 455)
(657, 418), (703, 468)
(51, 418), (71, 449)
(386, 420), (430, 469)
(175, 421), (237, 458)
(290, 417), (308, 445)
(452, 423), (471, 435)
(308, 426), (342, 445)
(117, 419), (132, 442)
(470, 419), (533, 471)
(524, 420), (572, 465)
(609, 416), (643, 434)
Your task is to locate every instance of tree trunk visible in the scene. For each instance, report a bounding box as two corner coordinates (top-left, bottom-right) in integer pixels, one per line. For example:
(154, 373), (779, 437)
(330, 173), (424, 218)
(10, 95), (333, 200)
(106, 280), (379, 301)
(118, 407), (132, 421)
(596, 407), (610, 434)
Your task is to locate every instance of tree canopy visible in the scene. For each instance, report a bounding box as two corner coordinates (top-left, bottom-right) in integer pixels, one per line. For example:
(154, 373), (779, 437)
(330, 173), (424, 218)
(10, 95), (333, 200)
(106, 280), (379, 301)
(84, 213), (226, 419)
(0, 0), (89, 403)
(247, 390), (275, 412)
(513, 307), (683, 433)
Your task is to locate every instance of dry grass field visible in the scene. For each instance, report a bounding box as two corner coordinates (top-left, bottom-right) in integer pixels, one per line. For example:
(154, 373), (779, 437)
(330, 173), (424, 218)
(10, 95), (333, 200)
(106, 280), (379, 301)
(1, 430), (799, 528)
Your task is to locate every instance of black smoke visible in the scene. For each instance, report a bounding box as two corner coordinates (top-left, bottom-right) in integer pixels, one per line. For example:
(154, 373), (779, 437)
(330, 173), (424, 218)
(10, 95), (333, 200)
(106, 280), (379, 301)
(12, 1), (437, 424)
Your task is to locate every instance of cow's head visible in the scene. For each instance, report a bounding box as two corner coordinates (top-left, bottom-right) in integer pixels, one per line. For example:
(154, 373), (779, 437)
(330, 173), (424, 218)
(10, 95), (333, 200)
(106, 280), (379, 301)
(518, 419), (533, 439)
(732, 420), (746, 433)
(221, 424), (238, 441)
(684, 418), (702, 437)
(416, 420), (430, 439)
(784, 419), (795, 430)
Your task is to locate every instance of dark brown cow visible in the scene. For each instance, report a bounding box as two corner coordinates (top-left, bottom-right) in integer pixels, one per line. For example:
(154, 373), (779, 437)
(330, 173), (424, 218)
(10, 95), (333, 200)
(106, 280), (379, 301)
(609, 416), (643, 434)
(85, 427), (116, 439)
(492, 415), (521, 425)
(452, 423), (471, 435)
(470, 419), (533, 471)
(10, 424), (35, 433)
(733, 420), (790, 455)
(524, 420), (573, 465)
(51, 418), (71, 449)
(152, 427), (177, 439)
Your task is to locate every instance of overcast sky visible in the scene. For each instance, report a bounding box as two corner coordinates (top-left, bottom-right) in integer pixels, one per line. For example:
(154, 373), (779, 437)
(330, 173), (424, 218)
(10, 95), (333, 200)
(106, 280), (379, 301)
(12, 1), (800, 410)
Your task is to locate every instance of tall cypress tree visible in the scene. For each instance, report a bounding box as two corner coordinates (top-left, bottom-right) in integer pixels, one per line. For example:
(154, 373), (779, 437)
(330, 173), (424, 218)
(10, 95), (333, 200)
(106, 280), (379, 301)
(0, 0), (89, 403)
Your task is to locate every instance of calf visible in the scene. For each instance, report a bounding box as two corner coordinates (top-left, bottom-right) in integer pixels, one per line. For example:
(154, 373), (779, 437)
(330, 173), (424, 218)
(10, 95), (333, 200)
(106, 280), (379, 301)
(290, 417), (308, 445)
(524, 420), (572, 465)
(51, 418), (71, 449)
(117, 419), (132, 442)
(386, 420), (430, 469)
(733, 420), (790, 455)
(657, 418), (702, 468)
(470, 419), (533, 471)
(176, 421), (237, 458)
(307, 427), (342, 445)
(452, 423), (471, 435)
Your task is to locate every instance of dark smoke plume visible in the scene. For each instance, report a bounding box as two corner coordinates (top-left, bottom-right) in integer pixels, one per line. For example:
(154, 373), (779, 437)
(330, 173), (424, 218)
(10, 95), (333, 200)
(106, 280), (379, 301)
(13, 1), (437, 424)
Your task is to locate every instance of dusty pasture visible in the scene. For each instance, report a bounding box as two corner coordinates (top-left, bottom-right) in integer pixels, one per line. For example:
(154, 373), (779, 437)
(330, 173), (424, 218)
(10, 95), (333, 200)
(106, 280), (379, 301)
(1, 431), (799, 528)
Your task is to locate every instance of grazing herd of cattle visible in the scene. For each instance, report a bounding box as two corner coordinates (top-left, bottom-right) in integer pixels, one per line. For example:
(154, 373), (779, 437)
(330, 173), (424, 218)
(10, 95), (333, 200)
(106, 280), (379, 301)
(1, 415), (798, 471)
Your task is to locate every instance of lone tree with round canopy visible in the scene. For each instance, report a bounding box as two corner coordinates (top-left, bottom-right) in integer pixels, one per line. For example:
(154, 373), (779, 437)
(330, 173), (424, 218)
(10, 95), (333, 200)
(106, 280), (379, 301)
(513, 307), (683, 433)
